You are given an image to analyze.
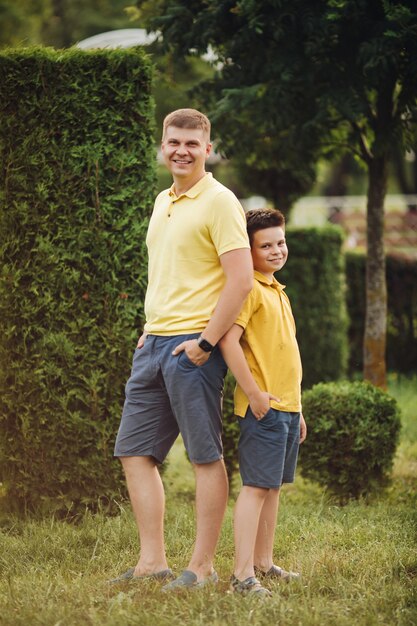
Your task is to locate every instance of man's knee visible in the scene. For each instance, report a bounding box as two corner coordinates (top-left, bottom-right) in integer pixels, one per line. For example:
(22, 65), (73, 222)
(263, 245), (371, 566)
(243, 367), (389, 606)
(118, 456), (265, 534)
(119, 455), (157, 472)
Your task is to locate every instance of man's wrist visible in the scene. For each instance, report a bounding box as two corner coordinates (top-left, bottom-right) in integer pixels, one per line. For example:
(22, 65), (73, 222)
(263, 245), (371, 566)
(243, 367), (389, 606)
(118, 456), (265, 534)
(197, 335), (215, 353)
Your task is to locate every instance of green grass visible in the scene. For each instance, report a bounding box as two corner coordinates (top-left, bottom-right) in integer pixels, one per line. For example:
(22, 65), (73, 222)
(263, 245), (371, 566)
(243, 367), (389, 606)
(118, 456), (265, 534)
(1, 375), (416, 626)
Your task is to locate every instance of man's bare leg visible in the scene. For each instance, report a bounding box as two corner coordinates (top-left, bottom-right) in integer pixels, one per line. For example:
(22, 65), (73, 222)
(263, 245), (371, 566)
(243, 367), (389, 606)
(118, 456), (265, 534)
(121, 455), (169, 575)
(186, 459), (229, 581)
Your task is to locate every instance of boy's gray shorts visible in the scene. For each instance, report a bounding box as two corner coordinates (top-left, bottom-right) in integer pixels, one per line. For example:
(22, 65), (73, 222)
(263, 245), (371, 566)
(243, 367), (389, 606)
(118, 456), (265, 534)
(114, 333), (227, 464)
(238, 408), (300, 489)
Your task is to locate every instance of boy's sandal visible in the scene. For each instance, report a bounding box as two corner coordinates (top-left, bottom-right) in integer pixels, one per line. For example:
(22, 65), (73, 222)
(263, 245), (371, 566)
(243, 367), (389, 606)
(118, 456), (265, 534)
(161, 569), (218, 592)
(255, 564), (301, 582)
(230, 574), (272, 597)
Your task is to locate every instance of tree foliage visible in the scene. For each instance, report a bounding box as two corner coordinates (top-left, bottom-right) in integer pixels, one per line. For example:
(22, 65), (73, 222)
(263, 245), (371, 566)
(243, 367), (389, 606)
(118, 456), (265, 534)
(0, 0), (134, 49)
(136, 0), (417, 387)
(136, 0), (325, 210)
(136, 0), (417, 196)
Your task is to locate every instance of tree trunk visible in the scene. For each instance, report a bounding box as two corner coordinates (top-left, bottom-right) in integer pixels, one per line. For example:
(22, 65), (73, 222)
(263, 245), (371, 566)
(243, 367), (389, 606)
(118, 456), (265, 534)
(363, 156), (387, 388)
(273, 187), (291, 215)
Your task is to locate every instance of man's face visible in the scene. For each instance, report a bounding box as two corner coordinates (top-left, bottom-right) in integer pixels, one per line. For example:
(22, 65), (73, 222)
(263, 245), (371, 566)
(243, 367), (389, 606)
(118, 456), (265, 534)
(251, 226), (288, 279)
(161, 126), (211, 181)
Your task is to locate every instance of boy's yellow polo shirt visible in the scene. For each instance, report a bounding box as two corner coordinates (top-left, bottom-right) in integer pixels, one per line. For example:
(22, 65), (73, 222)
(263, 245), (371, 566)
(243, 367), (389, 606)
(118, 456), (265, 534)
(234, 270), (302, 417)
(144, 173), (249, 335)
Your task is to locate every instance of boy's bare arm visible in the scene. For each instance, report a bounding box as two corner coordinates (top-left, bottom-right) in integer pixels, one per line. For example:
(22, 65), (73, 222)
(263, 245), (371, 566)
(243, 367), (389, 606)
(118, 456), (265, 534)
(299, 413), (307, 443)
(219, 324), (279, 419)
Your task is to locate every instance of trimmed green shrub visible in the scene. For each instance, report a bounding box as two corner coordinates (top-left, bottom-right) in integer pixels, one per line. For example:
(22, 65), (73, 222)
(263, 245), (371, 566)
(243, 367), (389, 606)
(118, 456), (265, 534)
(279, 226), (348, 389)
(299, 381), (401, 502)
(0, 47), (155, 515)
(346, 252), (417, 374)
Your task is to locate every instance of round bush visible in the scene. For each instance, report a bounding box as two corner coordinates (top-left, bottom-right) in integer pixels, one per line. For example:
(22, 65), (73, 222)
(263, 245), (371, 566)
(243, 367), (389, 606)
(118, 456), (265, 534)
(299, 381), (401, 502)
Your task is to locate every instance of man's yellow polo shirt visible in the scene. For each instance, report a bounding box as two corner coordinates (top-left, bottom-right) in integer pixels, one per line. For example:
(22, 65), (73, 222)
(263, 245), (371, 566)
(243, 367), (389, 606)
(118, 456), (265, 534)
(144, 173), (250, 335)
(234, 270), (302, 417)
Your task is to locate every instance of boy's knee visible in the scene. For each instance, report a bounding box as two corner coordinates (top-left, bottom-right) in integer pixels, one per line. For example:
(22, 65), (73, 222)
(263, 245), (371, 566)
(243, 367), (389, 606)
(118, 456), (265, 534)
(193, 458), (226, 472)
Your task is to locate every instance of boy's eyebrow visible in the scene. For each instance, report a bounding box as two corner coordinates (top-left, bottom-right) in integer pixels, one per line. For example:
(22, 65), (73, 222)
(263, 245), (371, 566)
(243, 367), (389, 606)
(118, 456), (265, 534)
(259, 237), (286, 244)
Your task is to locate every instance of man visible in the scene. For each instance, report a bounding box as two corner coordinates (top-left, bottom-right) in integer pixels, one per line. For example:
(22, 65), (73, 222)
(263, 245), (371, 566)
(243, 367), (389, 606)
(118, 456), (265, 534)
(112, 109), (253, 590)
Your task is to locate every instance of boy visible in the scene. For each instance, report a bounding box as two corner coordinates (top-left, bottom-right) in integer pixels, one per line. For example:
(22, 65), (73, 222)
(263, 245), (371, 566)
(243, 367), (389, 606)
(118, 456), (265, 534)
(219, 208), (307, 597)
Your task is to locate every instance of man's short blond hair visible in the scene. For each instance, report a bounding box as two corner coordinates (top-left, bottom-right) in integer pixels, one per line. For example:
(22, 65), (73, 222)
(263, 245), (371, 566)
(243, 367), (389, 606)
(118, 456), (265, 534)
(162, 108), (211, 141)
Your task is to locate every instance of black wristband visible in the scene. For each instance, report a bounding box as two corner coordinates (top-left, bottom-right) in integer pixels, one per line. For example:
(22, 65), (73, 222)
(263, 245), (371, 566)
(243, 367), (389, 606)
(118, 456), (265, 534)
(197, 335), (215, 352)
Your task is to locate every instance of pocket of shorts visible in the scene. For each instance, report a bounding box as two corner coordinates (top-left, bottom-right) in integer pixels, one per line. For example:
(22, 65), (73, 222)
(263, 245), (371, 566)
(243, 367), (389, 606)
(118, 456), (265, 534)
(258, 409), (278, 429)
(133, 347), (143, 362)
(177, 351), (201, 369)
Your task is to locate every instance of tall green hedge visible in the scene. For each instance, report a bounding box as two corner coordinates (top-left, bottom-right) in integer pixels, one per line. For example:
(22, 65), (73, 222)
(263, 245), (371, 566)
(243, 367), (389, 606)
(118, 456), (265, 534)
(346, 252), (417, 373)
(279, 226), (348, 389)
(0, 47), (155, 515)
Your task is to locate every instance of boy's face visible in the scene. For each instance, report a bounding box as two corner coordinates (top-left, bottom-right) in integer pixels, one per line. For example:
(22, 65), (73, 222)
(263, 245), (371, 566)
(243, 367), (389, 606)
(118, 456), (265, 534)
(251, 226), (288, 279)
(161, 125), (211, 181)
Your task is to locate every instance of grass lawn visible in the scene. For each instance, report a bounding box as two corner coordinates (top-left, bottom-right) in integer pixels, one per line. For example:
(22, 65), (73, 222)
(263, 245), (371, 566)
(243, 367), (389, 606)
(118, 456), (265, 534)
(1, 375), (416, 626)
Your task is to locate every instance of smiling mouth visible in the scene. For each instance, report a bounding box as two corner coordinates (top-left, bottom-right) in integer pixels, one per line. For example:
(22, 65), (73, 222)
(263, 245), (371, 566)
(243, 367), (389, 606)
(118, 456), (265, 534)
(173, 159), (192, 164)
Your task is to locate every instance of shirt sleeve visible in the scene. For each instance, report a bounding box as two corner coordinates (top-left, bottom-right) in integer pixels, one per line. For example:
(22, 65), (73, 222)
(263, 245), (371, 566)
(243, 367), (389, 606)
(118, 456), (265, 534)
(209, 191), (250, 256)
(234, 285), (257, 330)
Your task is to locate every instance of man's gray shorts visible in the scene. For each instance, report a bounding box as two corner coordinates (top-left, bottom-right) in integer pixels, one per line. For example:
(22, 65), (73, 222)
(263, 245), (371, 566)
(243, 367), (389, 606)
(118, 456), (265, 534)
(238, 408), (300, 489)
(114, 333), (228, 464)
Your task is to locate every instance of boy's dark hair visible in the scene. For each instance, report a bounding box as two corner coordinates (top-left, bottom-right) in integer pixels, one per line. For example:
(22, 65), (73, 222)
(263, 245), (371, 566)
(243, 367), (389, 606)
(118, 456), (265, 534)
(246, 208), (285, 244)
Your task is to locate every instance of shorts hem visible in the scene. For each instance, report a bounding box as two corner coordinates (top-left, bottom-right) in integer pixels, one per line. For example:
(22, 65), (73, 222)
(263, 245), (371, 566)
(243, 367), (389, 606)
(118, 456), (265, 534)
(242, 480), (281, 490)
(113, 452), (164, 464)
(241, 477), (295, 489)
(189, 454), (223, 465)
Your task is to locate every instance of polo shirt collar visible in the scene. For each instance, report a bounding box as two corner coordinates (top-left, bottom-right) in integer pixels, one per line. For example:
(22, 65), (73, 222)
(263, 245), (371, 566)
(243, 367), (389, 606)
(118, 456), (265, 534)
(168, 172), (213, 200)
(254, 270), (285, 291)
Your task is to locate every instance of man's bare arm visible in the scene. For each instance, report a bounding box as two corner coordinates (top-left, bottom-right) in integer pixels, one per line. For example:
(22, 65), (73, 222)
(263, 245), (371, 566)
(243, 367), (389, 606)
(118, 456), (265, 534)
(172, 247), (253, 365)
(202, 247), (253, 344)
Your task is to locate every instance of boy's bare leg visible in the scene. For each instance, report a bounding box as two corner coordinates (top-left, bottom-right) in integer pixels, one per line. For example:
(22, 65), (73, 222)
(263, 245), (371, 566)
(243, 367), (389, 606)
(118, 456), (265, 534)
(233, 485), (269, 581)
(253, 488), (281, 571)
(187, 459), (229, 581)
(121, 456), (170, 575)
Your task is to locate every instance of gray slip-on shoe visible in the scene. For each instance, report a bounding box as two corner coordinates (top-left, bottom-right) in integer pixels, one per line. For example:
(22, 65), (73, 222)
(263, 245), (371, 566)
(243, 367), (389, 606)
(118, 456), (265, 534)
(161, 569), (218, 592)
(109, 567), (174, 584)
(255, 564), (301, 582)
